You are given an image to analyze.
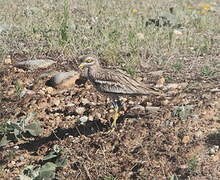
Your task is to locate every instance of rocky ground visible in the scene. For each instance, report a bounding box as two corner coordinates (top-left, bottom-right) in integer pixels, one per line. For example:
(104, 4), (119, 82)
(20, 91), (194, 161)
(0, 56), (220, 179)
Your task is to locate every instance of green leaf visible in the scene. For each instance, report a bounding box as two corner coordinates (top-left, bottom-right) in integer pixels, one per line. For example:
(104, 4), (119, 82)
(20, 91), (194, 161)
(170, 174), (179, 180)
(55, 156), (68, 168)
(24, 121), (42, 136)
(14, 128), (21, 139)
(0, 135), (10, 147)
(21, 165), (40, 179)
(38, 162), (57, 179)
(43, 152), (58, 161)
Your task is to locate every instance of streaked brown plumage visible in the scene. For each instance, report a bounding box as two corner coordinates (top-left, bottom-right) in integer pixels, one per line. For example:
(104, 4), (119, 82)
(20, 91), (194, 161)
(79, 56), (160, 96)
(79, 56), (161, 128)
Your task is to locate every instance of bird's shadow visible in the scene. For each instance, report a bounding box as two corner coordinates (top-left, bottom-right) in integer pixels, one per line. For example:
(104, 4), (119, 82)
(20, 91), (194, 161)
(18, 112), (149, 152)
(205, 131), (220, 147)
(19, 119), (109, 151)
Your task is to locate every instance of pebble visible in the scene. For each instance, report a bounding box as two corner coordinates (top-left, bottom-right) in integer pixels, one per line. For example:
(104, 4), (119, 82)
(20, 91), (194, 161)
(145, 106), (160, 112)
(182, 136), (190, 144)
(210, 88), (220, 92)
(44, 87), (54, 94)
(52, 99), (60, 106)
(164, 83), (188, 90)
(88, 115), (94, 121)
(130, 105), (145, 112)
(161, 99), (169, 106)
(20, 89), (35, 97)
(95, 112), (102, 119)
(13, 145), (19, 149)
(195, 130), (203, 138)
(212, 155), (219, 161)
(136, 32), (145, 40)
(128, 100), (135, 105)
(75, 107), (86, 115)
(19, 156), (25, 161)
(81, 98), (90, 105)
(148, 70), (164, 77)
(156, 77), (165, 87)
(4, 55), (12, 64)
(79, 116), (88, 123)
(173, 29), (183, 36)
(0, 24), (9, 33)
(15, 59), (55, 70)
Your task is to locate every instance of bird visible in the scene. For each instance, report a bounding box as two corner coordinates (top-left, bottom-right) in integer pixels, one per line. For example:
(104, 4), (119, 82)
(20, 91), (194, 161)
(79, 56), (162, 129)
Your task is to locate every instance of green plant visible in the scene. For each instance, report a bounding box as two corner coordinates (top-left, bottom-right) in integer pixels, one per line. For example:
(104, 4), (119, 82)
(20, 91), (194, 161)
(4, 151), (16, 160)
(20, 145), (68, 180)
(172, 61), (183, 72)
(15, 80), (23, 98)
(201, 66), (214, 76)
(104, 175), (117, 180)
(188, 156), (198, 172)
(0, 113), (42, 147)
(173, 105), (193, 120)
(0, 167), (6, 178)
(123, 66), (138, 77)
(170, 174), (179, 180)
(59, 0), (69, 44)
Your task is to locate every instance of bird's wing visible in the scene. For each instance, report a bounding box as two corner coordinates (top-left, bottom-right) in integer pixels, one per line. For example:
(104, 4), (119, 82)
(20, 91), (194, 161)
(91, 68), (160, 96)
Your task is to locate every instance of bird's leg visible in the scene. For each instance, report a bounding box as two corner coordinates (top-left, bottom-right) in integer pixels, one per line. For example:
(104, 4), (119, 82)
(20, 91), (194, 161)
(111, 97), (121, 128)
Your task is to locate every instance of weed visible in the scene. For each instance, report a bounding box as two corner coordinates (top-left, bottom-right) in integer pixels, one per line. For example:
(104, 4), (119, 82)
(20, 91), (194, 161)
(20, 145), (67, 179)
(4, 150), (16, 160)
(173, 105), (193, 120)
(123, 66), (138, 77)
(15, 80), (23, 98)
(188, 156), (198, 172)
(170, 174), (179, 180)
(104, 175), (117, 180)
(60, 0), (70, 44)
(0, 113), (42, 147)
(0, 168), (5, 178)
(201, 66), (214, 77)
(172, 60), (183, 72)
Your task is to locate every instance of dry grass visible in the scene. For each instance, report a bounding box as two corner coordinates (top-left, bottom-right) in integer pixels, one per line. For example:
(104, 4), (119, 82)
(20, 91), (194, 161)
(0, 0), (219, 73)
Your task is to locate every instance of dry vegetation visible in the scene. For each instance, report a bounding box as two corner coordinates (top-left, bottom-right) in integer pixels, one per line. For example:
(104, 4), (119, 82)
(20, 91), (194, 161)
(0, 0), (220, 179)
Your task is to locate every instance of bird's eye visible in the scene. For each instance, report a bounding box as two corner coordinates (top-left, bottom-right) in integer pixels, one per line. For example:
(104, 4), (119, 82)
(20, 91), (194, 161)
(85, 59), (93, 63)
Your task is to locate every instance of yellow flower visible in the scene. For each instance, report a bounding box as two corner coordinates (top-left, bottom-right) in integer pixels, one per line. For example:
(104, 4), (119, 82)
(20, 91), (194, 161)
(186, 5), (194, 9)
(201, 4), (211, 11)
(131, 9), (138, 14)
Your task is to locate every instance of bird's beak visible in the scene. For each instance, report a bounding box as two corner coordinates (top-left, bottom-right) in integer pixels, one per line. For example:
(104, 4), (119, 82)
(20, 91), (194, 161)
(79, 63), (85, 69)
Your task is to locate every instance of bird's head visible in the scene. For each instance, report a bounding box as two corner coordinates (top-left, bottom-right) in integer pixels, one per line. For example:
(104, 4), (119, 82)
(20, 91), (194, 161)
(79, 56), (99, 70)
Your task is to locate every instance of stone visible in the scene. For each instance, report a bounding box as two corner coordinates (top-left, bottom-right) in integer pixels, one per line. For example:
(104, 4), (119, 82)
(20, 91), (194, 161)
(164, 83), (188, 90)
(145, 106), (160, 112)
(182, 136), (190, 144)
(44, 87), (54, 94)
(95, 112), (102, 119)
(81, 98), (90, 105)
(15, 59), (55, 70)
(136, 33), (145, 40)
(195, 130), (203, 138)
(20, 89), (35, 97)
(156, 77), (165, 87)
(4, 55), (12, 64)
(79, 116), (88, 123)
(52, 99), (60, 106)
(130, 105), (145, 112)
(173, 29), (183, 36)
(75, 107), (86, 115)
(0, 24), (9, 33)
(46, 71), (80, 89)
(148, 70), (164, 77)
